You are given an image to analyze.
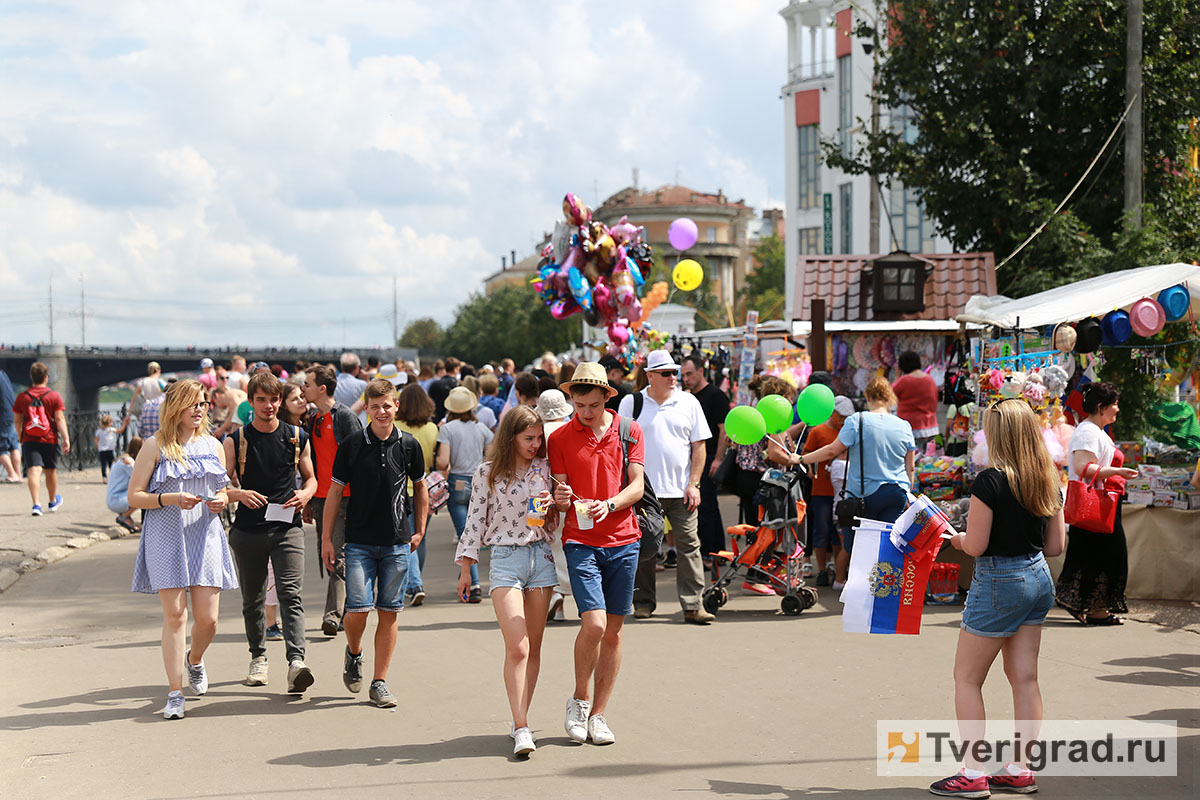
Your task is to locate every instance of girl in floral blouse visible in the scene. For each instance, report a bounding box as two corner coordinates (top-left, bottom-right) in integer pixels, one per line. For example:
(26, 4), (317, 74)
(455, 405), (557, 756)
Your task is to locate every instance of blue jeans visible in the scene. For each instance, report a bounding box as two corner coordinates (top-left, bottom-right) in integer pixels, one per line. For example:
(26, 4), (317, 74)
(564, 541), (640, 616)
(405, 512), (426, 593)
(344, 542), (410, 613)
(447, 472), (477, 586)
(962, 553), (1054, 637)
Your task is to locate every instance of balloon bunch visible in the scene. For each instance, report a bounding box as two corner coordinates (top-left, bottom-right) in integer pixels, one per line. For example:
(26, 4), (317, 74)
(724, 385), (837, 446)
(533, 194), (655, 365)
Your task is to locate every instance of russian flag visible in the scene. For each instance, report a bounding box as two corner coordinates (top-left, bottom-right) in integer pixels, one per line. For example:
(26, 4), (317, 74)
(840, 496), (948, 634)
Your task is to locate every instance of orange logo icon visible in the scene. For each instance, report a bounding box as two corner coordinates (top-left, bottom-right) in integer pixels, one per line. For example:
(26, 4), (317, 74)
(887, 732), (919, 763)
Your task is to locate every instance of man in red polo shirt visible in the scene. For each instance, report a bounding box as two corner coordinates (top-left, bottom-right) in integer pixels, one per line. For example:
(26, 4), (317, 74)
(549, 362), (645, 748)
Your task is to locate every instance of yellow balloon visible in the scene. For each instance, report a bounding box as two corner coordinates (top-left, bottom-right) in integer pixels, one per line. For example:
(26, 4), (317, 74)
(673, 259), (703, 291)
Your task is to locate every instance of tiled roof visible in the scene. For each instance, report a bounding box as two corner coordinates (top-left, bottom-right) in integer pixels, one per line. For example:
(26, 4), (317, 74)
(794, 252), (996, 322)
(598, 184), (750, 211)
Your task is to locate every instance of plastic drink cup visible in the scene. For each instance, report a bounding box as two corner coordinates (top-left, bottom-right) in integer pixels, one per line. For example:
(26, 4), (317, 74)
(575, 500), (594, 530)
(526, 497), (548, 528)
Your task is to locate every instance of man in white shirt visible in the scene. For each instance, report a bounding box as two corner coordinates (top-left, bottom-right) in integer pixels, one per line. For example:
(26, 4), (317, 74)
(617, 350), (714, 625)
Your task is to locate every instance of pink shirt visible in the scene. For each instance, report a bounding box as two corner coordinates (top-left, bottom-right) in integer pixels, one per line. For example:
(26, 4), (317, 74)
(455, 457), (557, 563)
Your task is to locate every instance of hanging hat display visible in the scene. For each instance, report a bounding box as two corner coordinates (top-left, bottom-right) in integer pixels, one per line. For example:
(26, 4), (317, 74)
(1157, 284), (1190, 321)
(1052, 323), (1077, 353)
(1074, 317), (1103, 353)
(1101, 310), (1131, 345)
(1129, 297), (1166, 337)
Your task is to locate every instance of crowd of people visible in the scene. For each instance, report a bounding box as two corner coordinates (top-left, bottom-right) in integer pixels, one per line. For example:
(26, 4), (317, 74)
(0, 346), (1149, 787)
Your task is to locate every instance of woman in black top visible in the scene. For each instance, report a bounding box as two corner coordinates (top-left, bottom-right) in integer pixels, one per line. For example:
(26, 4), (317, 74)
(930, 397), (1066, 797)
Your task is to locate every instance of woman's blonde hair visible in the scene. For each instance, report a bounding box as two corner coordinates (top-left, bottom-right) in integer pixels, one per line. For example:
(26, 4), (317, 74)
(983, 398), (1063, 517)
(100, 413), (113, 427)
(864, 376), (897, 407)
(157, 379), (211, 464)
(485, 405), (545, 492)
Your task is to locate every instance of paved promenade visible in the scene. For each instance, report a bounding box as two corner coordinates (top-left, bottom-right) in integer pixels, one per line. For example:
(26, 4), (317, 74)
(0, 473), (1196, 799)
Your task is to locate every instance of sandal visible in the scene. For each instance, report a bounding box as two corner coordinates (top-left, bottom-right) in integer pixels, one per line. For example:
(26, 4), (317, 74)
(1085, 614), (1124, 626)
(115, 515), (139, 533)
(1056, 600), (1089, 626)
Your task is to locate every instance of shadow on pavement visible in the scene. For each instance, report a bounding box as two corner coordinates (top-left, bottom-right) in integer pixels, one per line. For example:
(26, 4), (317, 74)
(1097, 653), (1200, 687)
(268, 734), (527, 767)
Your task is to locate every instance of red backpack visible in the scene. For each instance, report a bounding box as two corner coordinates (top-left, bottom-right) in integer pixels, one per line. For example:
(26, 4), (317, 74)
(22, 389), (52, 438)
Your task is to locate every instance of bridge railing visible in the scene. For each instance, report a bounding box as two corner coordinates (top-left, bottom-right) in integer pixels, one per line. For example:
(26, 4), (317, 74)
(62, 404), (133, 472)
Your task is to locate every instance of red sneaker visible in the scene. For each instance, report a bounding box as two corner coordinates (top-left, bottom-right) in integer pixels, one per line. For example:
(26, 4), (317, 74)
(987, 769), (1037, 794)
(929, 770), (991, 797)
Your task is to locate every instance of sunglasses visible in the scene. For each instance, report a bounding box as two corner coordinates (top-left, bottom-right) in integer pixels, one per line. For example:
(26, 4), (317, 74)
(188, 402), (211, 411)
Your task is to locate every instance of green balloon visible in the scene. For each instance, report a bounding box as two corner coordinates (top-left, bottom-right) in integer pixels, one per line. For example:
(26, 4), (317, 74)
(796, 383), (835, 425)
(725, 405), (767, 445)
(757, 394), (793, 434)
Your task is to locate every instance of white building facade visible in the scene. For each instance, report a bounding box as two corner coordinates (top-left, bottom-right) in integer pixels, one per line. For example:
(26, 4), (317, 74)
(780, 0), (951, 320)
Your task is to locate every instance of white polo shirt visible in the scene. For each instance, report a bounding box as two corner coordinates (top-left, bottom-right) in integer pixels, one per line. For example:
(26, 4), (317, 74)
(618, 388), (711, 498)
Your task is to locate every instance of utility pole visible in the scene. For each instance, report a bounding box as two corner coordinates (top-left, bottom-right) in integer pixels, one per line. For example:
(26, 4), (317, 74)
(1124, 0), (1143, 228)
(48, 277), (54, 344)
(392, 276), (398, 346)
(79, 274), (86, 347)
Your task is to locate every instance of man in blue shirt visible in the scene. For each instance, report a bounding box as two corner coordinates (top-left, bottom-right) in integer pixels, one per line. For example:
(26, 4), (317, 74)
(0, 369), (21, 482)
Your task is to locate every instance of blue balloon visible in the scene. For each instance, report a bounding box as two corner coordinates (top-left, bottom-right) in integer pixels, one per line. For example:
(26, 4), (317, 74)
(567, 266), (594, 311)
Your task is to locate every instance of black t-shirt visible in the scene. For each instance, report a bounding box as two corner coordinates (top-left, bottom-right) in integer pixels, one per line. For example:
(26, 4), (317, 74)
(330, 426), (426, 546)
(605, 380), (635, 412)
(692, 383), (730, 467)
(428, 375), (458, 422)
(232, 423), (308, 533)
(969, 467), (1048, 557)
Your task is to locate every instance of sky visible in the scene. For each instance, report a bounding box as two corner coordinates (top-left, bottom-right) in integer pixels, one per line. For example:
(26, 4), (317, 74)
(0, 0), (787, 349)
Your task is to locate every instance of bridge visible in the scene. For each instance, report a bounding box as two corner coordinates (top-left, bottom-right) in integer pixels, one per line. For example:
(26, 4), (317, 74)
(0, 344), (409, 412)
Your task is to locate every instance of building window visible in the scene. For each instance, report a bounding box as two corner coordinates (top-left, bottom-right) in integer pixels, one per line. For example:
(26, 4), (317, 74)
(839, 183), (853, 254)
(706, 226), (717, 244)
(871, 253), (928, 313)
(799, 227), (821, 255)
(838, 55), (852, 157)
(798, 124), (820, 210)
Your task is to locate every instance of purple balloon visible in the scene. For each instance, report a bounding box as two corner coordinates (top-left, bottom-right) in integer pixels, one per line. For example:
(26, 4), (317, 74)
(668, 217), (699, 251)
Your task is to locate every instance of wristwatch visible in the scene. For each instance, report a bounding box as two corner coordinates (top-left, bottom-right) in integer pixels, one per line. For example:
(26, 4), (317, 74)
(690, 481), (701, 488)
(607, 500), (617, 513)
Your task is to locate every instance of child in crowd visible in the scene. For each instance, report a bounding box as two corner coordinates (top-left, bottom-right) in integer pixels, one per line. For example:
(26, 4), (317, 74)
(106, 437), (143, 532)
(95, 414), (118, 479)
(930, 397), (1065, 797)
(322, 379), (428, 708)
(456, 406), (557, 756)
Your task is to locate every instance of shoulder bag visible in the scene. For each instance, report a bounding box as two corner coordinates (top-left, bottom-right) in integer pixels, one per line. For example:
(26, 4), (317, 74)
(1064, 461), (1118, 533)
(834, 413), (866, 528)
(618, 416), (666, 556)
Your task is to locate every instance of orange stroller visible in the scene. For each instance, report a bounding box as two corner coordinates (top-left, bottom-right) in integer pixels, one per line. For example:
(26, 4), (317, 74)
(702, 467), (819, 616)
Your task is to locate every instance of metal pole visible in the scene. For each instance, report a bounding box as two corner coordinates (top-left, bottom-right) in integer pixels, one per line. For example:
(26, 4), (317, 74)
(1124, 0), (1143, 228)
(48, 277), (54, 344)
(80, 275), (86, 347)
(392, 276), (398, 345)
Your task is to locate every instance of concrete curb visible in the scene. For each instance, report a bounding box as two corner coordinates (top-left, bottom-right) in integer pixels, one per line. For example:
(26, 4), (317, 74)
(0, 524), (134, 594)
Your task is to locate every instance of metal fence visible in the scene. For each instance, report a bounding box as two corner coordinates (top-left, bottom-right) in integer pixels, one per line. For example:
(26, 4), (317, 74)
(62, 405), (133, 472)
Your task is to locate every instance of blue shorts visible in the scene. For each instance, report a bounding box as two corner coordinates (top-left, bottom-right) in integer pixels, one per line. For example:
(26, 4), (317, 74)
(489, 541), (558, 593)
(564, 541), (639, 616)
(962, 553), (1054, 638)
(0, 424), (18, 453)
(344, 542), (410, 613)
(808, 495), (835, 549)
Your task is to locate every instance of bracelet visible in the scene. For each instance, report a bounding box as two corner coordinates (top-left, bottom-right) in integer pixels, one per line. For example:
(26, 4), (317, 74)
(157, 493), (164, 507)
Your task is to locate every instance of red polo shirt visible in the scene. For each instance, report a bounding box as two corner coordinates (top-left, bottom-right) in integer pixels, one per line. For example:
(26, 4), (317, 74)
(548, 412), (644, 548)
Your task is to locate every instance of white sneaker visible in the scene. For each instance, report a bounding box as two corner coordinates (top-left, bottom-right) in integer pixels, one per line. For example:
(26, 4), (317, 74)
(185, 650), (207, 695)
(547, 591), (565, 622)
(564, 697), (590, 743)
(587, 713), (615, 745)
(512, 726), (536, 756)
(801, 562), (814, 578)
(163, 690), (185, 720)
(287, 659), (314, 694)
(246, 656), (268, 686)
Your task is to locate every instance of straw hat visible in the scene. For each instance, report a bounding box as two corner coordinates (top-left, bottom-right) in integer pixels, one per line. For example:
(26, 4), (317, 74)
(560, 362), (617, 398)
(536, 389), (573, 421)
(444, 386), (478, 414)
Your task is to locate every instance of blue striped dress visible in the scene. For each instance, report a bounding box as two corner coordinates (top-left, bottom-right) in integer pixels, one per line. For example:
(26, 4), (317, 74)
(131, 435), (238, 593)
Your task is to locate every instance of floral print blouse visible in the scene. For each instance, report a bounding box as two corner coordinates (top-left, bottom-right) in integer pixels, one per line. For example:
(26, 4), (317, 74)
(454, 457), (557, 563)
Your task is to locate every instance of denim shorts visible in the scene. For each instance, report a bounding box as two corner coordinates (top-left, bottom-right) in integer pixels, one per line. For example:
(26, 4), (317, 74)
(962, 552), (1054, 638)
(344, 542), (410, 613)
(564, 541), (639, 616)
(808, 495), (835, 549)
(489, 540), (558, 594)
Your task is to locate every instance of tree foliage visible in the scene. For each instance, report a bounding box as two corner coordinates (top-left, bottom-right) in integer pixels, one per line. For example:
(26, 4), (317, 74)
(824, 0), (1200, 294)
(441, 286), (582, 367)
(741, 232), (786, 322)
(398, 317), (444, 350)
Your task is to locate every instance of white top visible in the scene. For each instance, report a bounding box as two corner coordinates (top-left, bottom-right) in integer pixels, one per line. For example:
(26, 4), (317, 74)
(1067, 419), (1115, 482)
(617, 388), (711, 498)
(437, 419), (495, 475)
(95, 427), (117, 452)
(139, 376), (165, 401)
(226, 370), (248, 392)
(455, 458), (556, 563)
(474, 403), (497, 431)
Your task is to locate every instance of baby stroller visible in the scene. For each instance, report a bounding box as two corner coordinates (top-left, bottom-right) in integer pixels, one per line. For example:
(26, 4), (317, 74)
(702, 466), (819, 616)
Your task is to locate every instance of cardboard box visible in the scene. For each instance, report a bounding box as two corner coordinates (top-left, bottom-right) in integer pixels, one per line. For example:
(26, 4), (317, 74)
(1152, 491), (1177, 507)
(1125, 490), (1154, 505)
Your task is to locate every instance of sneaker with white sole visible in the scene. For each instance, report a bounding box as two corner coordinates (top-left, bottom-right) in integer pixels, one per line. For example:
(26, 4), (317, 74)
(48, 495), (63, 512)
(410, 588), (426, 607)
(547, 591), (564, 622)
(587, 713), (615, 745)
(287, 659), (314, 694)
(343, 647), (364, 693)
(163, 690), (185, 720)
(564, 697), (590, 742)
(246, 655), (268, 686)
(31, 505), (43, 516)
(369, 679), (396, 708)
(185, 650), (207, 695)
(512, 726), (536, 755)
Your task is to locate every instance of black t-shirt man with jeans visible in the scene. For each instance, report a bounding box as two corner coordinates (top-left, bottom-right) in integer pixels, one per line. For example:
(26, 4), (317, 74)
(225, 372), (318, 694)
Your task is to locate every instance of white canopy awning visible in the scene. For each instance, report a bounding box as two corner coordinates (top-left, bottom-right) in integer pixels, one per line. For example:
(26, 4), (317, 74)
(956, 262), (1200, 329)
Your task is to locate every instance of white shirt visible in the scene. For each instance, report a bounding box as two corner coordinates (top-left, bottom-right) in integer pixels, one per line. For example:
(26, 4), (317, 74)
(1067, 419), (1115, 482)
(618, 388), (710, 498)
(226, 370), (248, 392)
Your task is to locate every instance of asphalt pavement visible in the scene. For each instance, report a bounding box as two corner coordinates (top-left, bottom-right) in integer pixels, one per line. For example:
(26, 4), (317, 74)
(0, 472), (1196, 799)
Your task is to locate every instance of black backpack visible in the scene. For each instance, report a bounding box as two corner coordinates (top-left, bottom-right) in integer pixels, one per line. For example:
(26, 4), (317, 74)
(617, 416), (665, 556)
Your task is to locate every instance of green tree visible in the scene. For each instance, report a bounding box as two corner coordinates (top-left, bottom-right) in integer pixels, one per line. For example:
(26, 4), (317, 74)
(642, 249), (729, 330)
(740, 232), (786, 322)
(398, 317), (444, 350)
(823, 0), (1200, 293)
(441, 285), (582, 367)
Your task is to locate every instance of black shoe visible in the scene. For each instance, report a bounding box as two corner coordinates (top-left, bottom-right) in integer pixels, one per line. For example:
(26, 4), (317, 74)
(343, 647), (364, 693)
(468, 585), (482, 604)
(816, 570), (831, 587)
(664, 550), (677, 568)
(322, 618), (339, 637)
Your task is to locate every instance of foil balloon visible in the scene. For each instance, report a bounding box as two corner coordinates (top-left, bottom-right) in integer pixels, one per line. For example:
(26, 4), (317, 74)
(608, 322), (631, 344)
(563, 193), (591, 227)
(567, 266), (593, 312)
(551, 298), (581, 319)
(609, 216), (642, 247)
(634, 281), (669, 330)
